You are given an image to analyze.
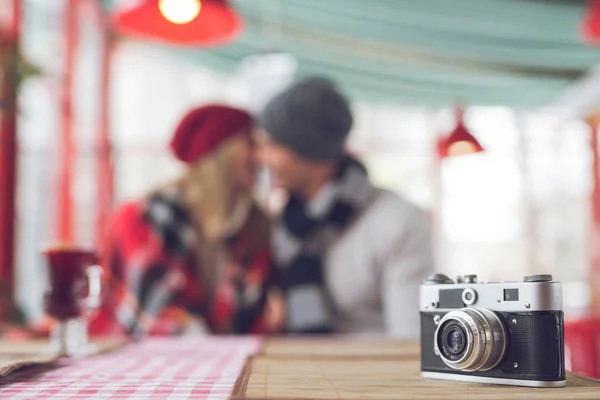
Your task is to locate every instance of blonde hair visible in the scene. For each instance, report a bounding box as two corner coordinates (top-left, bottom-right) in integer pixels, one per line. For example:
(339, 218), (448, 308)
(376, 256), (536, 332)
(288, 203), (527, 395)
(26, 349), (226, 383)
(178, 135), (252, 242)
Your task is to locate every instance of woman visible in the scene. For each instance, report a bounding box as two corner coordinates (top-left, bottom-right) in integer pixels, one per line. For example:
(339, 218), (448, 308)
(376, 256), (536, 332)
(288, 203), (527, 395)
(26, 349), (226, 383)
(91, 105), (282, 336)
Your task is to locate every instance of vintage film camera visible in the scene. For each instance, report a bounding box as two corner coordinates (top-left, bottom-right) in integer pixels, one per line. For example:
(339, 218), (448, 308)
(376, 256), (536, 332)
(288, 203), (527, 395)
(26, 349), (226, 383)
(420, 273), (565, 388)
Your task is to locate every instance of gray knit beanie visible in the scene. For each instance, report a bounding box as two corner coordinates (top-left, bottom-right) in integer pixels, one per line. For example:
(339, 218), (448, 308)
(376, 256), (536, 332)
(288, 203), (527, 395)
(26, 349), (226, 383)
(258, 77), (353, 161)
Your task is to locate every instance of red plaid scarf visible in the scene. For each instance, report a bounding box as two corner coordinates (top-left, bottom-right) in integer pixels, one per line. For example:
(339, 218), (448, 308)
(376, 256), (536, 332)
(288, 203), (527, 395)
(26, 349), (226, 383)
(90, 189), (273, 336)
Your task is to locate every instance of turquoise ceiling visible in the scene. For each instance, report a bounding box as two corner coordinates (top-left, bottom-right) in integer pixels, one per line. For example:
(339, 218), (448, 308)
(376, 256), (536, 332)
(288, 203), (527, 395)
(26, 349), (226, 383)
(104, 0), (600, 108)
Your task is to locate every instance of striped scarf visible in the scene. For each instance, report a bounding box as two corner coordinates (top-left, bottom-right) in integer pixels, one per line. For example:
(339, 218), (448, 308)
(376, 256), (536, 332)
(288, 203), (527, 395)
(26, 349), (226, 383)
(112, 187), (271, 336)
(273, 157), (375, 334)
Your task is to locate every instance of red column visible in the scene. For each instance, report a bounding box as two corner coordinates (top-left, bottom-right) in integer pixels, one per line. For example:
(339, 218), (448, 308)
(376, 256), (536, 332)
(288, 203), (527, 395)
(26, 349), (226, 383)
(0, 0), (22, 319)
(57, 0), (79, 242)
(590, 119), (600, 314)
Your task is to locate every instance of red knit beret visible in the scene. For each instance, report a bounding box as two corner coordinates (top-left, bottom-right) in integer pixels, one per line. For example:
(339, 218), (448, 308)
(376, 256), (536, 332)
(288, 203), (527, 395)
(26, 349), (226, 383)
(169, 104), (253, 164)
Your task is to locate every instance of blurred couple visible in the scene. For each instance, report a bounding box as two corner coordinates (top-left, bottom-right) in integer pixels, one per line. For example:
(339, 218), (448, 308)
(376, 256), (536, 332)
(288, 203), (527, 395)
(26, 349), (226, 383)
(92, 77), (434, 338)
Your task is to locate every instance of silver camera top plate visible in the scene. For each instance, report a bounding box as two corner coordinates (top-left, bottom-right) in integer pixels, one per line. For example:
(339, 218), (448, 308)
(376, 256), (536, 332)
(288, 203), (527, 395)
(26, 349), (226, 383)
(420, 279), (562, 312)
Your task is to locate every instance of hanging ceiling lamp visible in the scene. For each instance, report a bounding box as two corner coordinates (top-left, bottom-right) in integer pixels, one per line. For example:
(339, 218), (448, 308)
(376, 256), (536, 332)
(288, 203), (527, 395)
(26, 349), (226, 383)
(437, 106), (484, 159)
(583, 0), (600, 44)
(113, 0), (242, 46)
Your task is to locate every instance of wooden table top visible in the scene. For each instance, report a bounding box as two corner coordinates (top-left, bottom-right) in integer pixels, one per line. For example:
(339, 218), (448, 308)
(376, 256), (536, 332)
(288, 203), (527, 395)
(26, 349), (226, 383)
(233, 338), (600, 400)
(0, 336), (597, 399)
(0, 337), (129, 376)
(259, 338), (420, 359)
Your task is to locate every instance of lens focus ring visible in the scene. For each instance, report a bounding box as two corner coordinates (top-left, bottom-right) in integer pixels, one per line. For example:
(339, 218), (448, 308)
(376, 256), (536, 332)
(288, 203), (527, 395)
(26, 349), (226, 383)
(434, 308), (507, 372)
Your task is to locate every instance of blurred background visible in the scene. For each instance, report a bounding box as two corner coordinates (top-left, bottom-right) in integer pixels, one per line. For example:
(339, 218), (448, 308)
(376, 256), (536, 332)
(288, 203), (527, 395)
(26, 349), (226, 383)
(1, 0), (600, 348)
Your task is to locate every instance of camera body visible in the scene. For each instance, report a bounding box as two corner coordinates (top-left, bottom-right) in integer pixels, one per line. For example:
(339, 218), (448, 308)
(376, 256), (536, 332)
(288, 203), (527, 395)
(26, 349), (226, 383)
(420, 273), (565, 388)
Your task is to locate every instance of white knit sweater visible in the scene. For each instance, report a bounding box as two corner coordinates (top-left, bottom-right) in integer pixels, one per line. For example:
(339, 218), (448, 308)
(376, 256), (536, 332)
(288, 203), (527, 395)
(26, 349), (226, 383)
(324, 188), (435, 338)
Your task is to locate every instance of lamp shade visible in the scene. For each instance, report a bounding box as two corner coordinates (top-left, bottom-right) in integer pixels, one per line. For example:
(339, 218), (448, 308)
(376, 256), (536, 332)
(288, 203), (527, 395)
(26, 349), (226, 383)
(437, 107), (484, 159)
(113, 0), (242, 46)
(583, 0), (600, 44)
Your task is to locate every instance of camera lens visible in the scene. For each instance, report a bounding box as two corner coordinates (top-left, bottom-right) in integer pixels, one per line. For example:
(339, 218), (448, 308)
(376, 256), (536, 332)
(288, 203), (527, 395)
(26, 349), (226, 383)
(434, 308), (507, 372)
(445, 327), (466, 355)
(437, 321), (468, 359)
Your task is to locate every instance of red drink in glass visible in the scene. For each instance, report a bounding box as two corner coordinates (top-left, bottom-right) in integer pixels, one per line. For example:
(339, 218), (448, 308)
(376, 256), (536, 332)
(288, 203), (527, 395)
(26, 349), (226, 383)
(43, 246), (98, 321)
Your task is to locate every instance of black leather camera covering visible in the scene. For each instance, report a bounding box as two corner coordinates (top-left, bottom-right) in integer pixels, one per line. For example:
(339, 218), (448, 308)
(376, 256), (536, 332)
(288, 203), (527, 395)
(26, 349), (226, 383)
(420, 311), (565, 381)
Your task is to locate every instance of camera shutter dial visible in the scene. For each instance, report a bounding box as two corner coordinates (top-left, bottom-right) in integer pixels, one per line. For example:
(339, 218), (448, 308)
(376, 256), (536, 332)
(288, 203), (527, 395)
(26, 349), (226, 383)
(425, 273), (454, 284)
(523, 274), (553, 283)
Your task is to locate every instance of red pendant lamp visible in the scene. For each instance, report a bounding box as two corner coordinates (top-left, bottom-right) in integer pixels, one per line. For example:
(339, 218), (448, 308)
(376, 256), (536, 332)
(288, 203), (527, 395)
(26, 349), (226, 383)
(113, 0), (242, 46)
(583, 0), (600, 44)
(437, 106), (484, 159)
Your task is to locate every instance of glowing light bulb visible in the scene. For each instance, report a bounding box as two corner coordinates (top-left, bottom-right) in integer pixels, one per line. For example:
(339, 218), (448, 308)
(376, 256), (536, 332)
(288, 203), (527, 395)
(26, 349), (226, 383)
(158, 0), (201, 24)
(447, 140), (478, 156)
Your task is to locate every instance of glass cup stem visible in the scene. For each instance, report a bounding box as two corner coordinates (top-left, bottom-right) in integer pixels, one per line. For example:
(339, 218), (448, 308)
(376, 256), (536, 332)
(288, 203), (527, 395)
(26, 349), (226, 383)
(50, 318), (88, 357)
(51, 320), (70, 356)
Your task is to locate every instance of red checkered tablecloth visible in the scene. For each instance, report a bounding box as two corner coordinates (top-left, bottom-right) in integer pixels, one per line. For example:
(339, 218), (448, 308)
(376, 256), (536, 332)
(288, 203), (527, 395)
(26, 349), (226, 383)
(0, 336), (262, 399)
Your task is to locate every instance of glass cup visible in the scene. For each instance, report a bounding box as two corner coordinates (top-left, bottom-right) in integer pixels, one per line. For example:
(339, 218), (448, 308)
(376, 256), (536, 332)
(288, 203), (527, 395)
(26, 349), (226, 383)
(43, 245), (103, 357)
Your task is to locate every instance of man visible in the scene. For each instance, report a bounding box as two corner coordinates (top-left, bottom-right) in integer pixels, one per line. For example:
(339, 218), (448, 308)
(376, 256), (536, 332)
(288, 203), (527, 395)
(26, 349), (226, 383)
(254, 77), (434, 338)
